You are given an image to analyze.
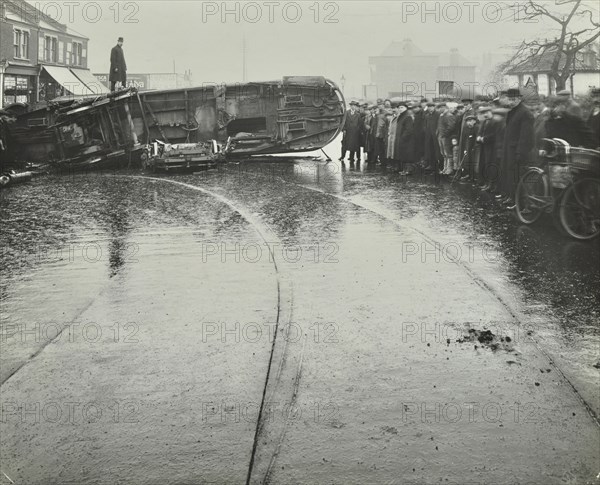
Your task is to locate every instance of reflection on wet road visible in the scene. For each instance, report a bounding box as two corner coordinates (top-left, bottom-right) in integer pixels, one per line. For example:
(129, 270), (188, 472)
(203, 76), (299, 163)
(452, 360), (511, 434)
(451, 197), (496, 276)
(0, 158), (598, 484)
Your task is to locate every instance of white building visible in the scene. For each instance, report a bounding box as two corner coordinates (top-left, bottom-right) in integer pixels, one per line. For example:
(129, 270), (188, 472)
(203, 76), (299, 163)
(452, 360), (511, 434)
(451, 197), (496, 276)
(504, 45), (599, 96)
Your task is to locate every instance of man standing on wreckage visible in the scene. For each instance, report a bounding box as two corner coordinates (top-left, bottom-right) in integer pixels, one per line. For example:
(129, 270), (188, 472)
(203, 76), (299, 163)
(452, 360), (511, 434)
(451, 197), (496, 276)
(110, 37), (127, 92)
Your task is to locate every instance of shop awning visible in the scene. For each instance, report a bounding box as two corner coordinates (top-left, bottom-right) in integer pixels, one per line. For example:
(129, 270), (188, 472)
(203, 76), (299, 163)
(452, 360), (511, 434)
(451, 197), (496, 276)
(70, 69), (110, 95)
(42, 65), (95, 96)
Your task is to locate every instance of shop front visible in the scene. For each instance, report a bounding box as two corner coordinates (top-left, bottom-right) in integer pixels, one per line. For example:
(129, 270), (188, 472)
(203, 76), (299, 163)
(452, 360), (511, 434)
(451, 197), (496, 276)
(2, 66), (37, 107)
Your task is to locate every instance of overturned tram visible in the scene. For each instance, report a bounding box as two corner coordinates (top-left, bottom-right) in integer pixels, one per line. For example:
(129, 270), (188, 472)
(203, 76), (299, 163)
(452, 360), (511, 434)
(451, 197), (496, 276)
(4, 76), (346, 170)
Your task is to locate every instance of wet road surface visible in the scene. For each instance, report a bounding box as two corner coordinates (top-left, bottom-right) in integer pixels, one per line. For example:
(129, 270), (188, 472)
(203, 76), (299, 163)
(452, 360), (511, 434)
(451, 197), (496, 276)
(1, 153), (599, 484)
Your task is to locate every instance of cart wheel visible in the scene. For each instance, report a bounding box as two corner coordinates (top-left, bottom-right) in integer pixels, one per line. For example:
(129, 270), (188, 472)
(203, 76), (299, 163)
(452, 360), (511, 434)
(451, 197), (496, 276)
(559, 178), (600, 240)
(515, 168), (549, 224)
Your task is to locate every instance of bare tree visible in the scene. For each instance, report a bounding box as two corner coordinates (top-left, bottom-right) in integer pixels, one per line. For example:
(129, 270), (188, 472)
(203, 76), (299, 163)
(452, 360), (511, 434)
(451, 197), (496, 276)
(499, 0), (599, 91)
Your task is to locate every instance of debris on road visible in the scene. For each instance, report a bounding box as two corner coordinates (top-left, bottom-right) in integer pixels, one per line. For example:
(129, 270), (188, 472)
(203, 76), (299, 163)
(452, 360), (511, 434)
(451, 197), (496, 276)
(455, 328), (515, 352)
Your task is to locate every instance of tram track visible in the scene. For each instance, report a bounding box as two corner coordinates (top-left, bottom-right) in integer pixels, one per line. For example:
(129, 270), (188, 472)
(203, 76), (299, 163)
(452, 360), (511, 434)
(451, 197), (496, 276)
(223, 163), (600, 429)
(2, 170), (596, 484)
(120, 170), (599, 485)
(118, 175), (304, 485)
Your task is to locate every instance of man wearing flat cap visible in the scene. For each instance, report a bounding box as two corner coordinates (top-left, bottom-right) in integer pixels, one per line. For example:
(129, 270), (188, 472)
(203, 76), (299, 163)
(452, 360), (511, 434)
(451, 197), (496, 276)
(423, 102), (441, 172)
(546, 97), (595, 148)
(110, 37), (127, 91)
(456, 98), (474, 172)
(557, 89), (583, 118)
(437, 103), (457, 175)
(475, 106), (497, 191)
(458, 114), (479, 183)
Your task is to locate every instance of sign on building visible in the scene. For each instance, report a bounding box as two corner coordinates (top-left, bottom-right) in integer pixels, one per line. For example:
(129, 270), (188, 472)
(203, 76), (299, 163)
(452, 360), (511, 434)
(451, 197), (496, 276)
(94, 74), (148, 90)
(524, 76), (538, 94)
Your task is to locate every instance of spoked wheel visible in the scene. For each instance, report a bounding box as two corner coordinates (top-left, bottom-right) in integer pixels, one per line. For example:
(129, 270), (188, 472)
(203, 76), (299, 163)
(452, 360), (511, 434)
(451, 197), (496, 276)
(515, 168), (550, 224)
(559, 177), (600, 240)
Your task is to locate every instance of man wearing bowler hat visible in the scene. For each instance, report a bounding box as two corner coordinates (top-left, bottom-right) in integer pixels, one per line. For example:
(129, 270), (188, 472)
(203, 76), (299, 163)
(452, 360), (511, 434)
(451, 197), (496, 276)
(110, 37), (127, 91)
(341, 101), (361, 164)
(394, 102), (414, 175)
(499, 88), (534, 209)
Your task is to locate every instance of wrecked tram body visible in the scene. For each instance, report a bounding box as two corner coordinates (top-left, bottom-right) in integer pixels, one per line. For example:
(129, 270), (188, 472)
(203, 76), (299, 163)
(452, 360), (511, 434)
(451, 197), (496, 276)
(130, 75), (345, 157)
(5, 76), (345, 170)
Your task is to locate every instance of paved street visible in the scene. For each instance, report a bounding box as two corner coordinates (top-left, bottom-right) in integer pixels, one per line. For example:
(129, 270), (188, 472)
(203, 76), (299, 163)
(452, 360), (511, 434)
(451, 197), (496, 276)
(1, 150), (599, 484)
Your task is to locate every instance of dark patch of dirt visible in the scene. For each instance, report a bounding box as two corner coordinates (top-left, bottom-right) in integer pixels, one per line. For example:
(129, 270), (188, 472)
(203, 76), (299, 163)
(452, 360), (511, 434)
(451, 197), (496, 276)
(456, 328), (515, 352)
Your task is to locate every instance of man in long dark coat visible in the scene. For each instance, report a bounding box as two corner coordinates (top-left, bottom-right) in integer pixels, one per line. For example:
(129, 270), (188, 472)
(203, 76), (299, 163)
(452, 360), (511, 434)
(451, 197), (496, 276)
(394, 102), (415, 175)
(457, 98), (474, 157)
(411, 102), (425, 166)
(491, 108), (508, 197)
(423, 102), (440, 172)
(500, 89), (534, 207)
(387, 105), (400, 166)
(109, 37), (127, 91)
(358, 102), (369, 162)
(475, 105), (497, 190)
(374, 105), (388, 165)
(366, 105), (378, 164)
(457, 114), (479, 183)
(342, 101), (362, 163)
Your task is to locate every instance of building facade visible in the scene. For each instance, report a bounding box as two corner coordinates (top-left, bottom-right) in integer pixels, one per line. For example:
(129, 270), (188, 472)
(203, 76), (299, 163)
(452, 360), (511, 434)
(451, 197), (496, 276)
(0, 0), (105, 109)
(368, 39), (478, 100)
(504, 45), (600, 96)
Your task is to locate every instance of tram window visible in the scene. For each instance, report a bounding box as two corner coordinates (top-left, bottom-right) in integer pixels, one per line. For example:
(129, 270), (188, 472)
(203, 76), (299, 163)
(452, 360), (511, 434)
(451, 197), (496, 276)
(227, 117), (267, 136)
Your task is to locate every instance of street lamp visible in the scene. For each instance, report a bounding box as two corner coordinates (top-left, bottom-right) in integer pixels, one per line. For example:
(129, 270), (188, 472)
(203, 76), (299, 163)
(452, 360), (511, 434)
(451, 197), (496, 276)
(340, 74), (345, 93)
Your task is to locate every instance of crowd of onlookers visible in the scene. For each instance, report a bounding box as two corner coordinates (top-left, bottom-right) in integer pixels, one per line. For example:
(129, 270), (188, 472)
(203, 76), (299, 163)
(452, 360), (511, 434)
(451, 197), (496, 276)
(340, 88), (600, 209)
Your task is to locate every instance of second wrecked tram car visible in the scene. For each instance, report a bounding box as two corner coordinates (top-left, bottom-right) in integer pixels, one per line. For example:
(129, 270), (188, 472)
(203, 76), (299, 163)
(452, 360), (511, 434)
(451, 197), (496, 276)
(129, 76), (345, 157)
(5, 89), (146, 169)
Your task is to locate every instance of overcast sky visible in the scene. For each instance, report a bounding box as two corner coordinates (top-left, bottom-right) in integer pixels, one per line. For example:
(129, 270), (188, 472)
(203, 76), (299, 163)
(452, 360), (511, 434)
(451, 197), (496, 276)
(33, 0), (600, 97)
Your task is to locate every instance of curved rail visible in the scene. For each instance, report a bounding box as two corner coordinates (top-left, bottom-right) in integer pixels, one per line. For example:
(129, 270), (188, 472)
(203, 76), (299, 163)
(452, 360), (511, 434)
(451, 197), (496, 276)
(116, 175), (300, 485)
